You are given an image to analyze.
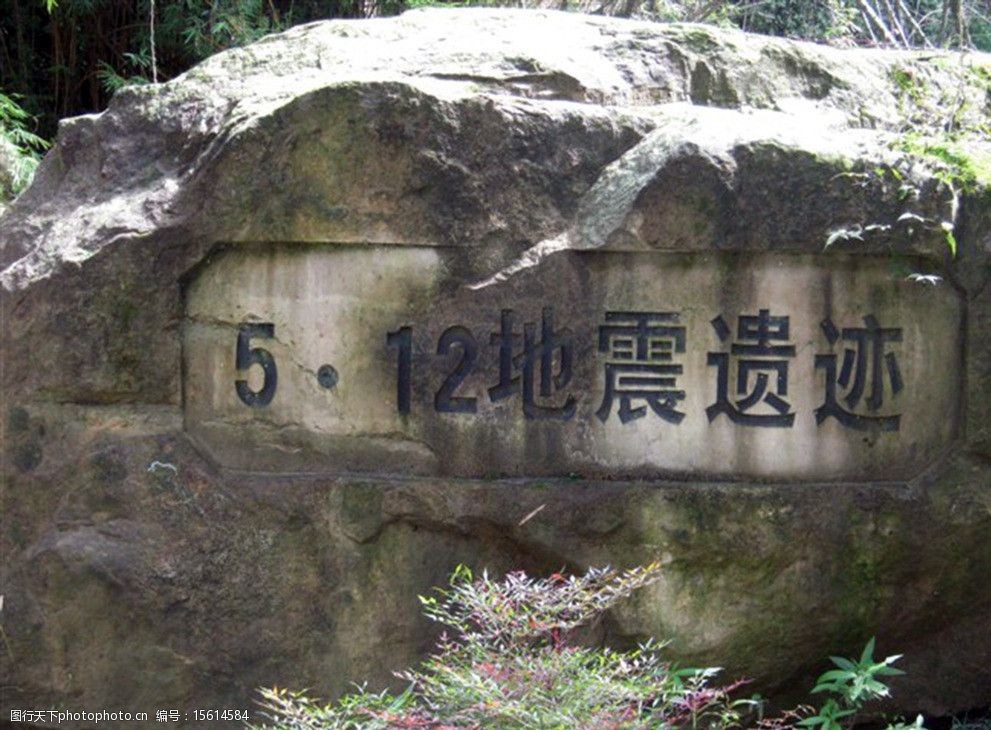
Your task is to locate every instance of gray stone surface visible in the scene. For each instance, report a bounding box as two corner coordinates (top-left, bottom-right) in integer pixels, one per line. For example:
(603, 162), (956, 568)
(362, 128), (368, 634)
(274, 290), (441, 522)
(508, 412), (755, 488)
(184, 247), (962, 481)
(1, 9), (990, 722)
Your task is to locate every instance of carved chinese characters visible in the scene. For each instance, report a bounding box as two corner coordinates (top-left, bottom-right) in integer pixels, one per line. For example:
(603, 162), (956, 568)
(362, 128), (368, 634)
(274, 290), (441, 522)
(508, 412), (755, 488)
(815, 316), (905, 431)
(183, 246), (960, 481)
(598, 312), (687, 425)
(706, 310), (796, 428)
(233, 307), (904, 432)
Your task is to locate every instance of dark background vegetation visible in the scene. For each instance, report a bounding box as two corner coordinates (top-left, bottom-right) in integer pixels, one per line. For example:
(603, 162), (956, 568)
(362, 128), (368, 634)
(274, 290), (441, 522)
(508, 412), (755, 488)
(2, 0), (990, 142)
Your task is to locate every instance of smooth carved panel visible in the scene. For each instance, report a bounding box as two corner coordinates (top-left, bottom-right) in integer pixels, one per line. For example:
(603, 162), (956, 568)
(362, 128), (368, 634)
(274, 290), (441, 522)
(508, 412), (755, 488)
(183, 244), (963, 481)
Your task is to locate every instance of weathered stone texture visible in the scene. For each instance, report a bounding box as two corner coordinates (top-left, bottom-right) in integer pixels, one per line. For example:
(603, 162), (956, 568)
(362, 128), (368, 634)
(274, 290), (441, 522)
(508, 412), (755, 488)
(1, 9), (989, 722)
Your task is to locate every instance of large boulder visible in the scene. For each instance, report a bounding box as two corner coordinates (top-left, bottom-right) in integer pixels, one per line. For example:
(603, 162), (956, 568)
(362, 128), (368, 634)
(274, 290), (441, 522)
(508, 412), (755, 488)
(2, 9), (989, 722)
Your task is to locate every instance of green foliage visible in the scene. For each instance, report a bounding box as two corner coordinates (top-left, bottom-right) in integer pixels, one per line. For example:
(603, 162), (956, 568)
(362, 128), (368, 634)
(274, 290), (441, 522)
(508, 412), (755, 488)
(891, 132), (988, 258)
(794, 639), (935, 730)
(897, 134), (984, 191)
(0, 92), (49, 200)
(799, 638), (904, 716)
(738, 0), (856, 42)
(404, 0), (485, 9)
(648, 0), (856, 37)
(890, 67), (926, 106)
(879, 55), (991, 260)
(951, 717), (991, 730)
(1, 0), (345, 138)
(165, 0), (284, 63)
(889, 716), (929, 730)
(253, 566), (924, 730)
(417, 562), (664, 649)
(254, 563), (763, 729)
(96, 58), (152, 94)
(0, 93), (48, 156)
(90, 1), (290, 94)
(798, 699), (856, 730)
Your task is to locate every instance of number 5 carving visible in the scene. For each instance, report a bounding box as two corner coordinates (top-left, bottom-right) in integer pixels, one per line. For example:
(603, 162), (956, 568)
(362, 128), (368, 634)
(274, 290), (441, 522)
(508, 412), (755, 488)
(235, 323), (277, 407)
